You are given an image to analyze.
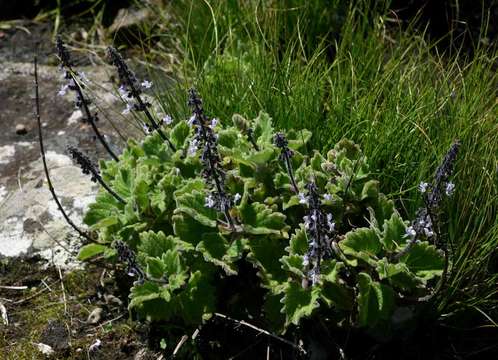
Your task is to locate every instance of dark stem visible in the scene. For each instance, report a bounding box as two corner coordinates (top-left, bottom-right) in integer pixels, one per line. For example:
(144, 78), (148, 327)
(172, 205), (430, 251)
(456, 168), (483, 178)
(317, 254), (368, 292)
(98, 177), (126, 204)
(34, 57), (92, 241)
(284, 154), (299, 193)
(196, 110), (235, 230)
(116, 56), (176, 152)
(70, 73), (120, 161)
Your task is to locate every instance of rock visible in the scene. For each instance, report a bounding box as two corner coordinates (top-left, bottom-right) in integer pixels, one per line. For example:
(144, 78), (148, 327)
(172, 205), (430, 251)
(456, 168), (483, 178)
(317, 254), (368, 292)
(15, 123), (27, 135)
(34, 343), (55, 357)
(87, 307), (104, 324)
(39, 320), (69, 353)
(104, 294), (123, 307)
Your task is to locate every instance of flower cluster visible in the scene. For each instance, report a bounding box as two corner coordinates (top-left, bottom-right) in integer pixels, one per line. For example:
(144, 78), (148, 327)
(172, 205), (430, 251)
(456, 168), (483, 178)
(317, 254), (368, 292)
(108, 46), (175, 151)
(68, 146), (125, 204)
(67, 146), (100, 182)
(56, 36), (87, 108)
(114, 240), (145, 283)
(302, 181), (335, 286)
(397, 141), (460, 259)
(56, 37), (119, 161)
(274, 132), (299, 193)
(187, 88), (235, 229)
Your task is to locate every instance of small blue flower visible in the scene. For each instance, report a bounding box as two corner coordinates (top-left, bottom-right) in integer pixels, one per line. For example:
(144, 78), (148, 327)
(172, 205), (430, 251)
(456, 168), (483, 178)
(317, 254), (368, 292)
(141, 80), (153, 89)
(445, 182), (455, 196)
(418, 182), (429, 193)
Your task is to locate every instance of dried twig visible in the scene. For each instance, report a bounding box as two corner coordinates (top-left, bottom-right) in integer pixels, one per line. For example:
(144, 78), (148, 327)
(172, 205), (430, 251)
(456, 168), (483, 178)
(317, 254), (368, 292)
(172, 335), (189, 357)
(213, 313), (307, 355)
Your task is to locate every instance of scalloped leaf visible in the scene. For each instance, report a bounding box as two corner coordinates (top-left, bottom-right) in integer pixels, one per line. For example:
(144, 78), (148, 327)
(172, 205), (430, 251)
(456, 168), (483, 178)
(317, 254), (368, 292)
(170, 120), (190, 148)
(376, 258), (420, 291)
(399, 242), (444, 281)
(357, 272), (395, 328)
(339, 228), (382, 264)
(381, 212), (408, 250)
(174, 271), (216, 324)
(253, 111), (274, 147)
(281, 282), (320, 327)
(240, 201), (288, 237)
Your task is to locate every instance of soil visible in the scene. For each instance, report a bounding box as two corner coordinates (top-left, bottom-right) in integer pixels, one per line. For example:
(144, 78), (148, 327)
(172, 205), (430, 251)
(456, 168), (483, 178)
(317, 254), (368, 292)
(0, 256), (158, 359)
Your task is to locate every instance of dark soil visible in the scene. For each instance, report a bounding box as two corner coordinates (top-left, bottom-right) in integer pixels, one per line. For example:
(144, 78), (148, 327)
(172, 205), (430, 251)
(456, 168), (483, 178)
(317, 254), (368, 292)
(0, 256), (158, 359)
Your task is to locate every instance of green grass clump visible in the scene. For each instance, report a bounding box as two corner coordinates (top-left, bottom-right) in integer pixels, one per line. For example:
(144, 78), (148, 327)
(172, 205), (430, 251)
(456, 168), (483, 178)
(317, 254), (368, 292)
(126, 0), (498, 321)
(141, 0), (498, 325)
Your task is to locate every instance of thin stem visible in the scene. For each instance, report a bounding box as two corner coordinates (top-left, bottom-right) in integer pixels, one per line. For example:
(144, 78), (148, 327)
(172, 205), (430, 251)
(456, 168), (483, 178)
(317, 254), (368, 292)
(195, 107), (235, 230)
(34, 57), (92, 241)
(213, 313), (307, 355)
(284, 154), (299, 193)
(71, 73), (119, 161)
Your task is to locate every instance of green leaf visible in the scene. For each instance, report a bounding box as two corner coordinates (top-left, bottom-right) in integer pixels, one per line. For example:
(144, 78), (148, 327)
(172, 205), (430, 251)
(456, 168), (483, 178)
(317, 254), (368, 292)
(77, 243), (108, 261)
(174, 189), (218, 228)
(361, 180), (379, 200)
(280, 254), (305, 277)
(196, 233), (244, 275)
(357, 273), (395, 328)
(146, 257), (166, 279)
(172, 213), (215, 246)
(247, 237), (287, 288)
(339, 228), (382, 265)
(240, 202), (288, 237)
(139, 231), (193, 257)
(399, 242), (444, 281)
(89, 215), (119, 231)
(376, 258), (420, 291)
(288, 129), (312, 151)
(381, 212), (408, 251)
(253, 112), (274, 147)
(129, 282), (163, 310)
(83, 193), (118, 227)
(281, 282), (320, 327)
(263, 294), (286, 333)
(288, 226), (308, 255)
(170, 120), (190, 148)
(175, 271), (216, 324)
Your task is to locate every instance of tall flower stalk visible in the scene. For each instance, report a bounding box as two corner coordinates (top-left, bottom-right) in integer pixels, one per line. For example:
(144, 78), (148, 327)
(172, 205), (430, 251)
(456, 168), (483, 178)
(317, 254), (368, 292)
(34, 56), (92, 241)
(187, 88), (235, 230)
(302, 181), (336, 286)
(107, 46), (176, 152)
(56, 36), (119, 162)
(67, 146), (126, 204)
(274, 132), (299, 193)
(394, 141), (460, 261)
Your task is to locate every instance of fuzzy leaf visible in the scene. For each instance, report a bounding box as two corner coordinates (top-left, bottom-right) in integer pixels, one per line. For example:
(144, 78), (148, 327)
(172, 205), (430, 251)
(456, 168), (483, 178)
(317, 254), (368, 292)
(253, 112), (274, 147)
(247, 237), (287, 288)
(399, 242), (444, 281)
(361, 180), (379, 200)
(340, 228), (382, 264)
(382, 212), (408, 250)
(77, 243), (108, 261)
(174, 271), (216, 324)
(196, 233), (243, 275)
(376, 258), (420, 291)
(170, 120), (190, 148)
(288, 226), (308, 255)
(240, 202), (288, 237)
(357, 273), (395, 328)
(174, 189), (218, 228)
(281, 282), (320, 327)
(146, 257), (166, 279)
